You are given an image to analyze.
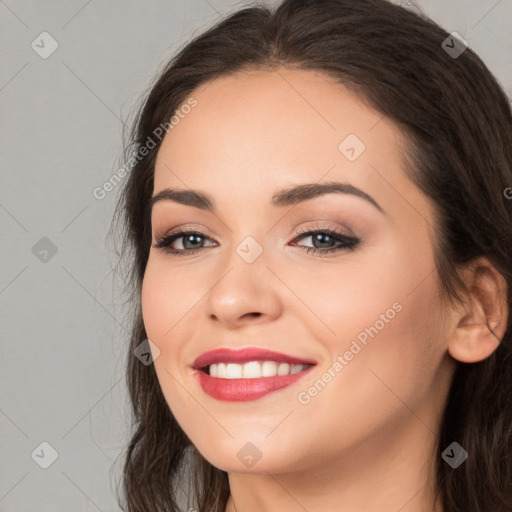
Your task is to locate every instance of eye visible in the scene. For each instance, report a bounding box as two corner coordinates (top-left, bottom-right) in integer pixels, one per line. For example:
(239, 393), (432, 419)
(152, 225), (360, 257)
(152, 228), (216, 257)
(290, 226), (360, 256)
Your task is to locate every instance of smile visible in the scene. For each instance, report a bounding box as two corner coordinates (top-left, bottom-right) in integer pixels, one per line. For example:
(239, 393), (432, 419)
(192, 347), (316, 401)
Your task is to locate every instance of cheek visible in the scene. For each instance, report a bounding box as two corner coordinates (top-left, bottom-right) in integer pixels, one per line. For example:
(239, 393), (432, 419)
(290, 273), (442, 455)
(277, 253), (420, 350)
(292, 240), (442, 394)
(141, 260), (201, 344)
(141, 263), (204, 423)
(141, 270), (168, 344)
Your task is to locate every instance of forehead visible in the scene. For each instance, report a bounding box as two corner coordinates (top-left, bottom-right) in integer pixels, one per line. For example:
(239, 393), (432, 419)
(157, 69), (395, 175)
(152, 67), (432, 227)
(160, 68), (393, 154)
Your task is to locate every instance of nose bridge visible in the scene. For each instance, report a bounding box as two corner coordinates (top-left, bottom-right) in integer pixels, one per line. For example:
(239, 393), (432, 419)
(233, 233), (266, 265)
(203, 229), (281, 324)
(218, 231), (269, 289)
(218, 208), (270, 266)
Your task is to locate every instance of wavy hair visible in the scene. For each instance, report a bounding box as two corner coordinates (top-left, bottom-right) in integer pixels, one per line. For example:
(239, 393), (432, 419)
(110, 0), (512, 510)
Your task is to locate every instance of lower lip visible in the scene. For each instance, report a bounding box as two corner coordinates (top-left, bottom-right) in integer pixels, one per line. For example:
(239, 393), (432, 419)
(194, 366), (314, 402)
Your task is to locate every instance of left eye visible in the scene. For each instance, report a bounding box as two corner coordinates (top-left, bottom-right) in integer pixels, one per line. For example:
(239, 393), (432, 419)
(290, 227), (360, 255)
(152, 227), (360, 257)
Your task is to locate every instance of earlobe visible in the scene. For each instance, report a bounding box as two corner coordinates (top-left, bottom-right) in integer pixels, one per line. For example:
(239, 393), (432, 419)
(447, 257), (508, 364)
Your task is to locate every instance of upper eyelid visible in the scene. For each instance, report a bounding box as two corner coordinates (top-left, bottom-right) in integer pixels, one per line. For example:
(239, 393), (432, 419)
(153, 224), (215, 240)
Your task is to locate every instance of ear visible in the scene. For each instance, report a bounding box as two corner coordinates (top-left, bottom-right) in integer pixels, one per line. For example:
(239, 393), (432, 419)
(448, 257), (509, 363)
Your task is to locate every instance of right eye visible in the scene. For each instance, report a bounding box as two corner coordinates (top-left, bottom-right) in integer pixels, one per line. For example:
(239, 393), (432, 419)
(152, 229), (217, 256)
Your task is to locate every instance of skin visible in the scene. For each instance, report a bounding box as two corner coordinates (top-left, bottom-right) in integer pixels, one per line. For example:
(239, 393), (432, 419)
(141, 68), (508, 512)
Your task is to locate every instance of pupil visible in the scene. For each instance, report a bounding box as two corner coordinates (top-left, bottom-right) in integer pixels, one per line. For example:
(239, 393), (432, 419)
(314, 233), (334, 248)
(184, 234), (202, 249)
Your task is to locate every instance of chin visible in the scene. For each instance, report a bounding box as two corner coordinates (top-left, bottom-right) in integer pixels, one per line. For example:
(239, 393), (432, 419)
(189, 434), (299, 474)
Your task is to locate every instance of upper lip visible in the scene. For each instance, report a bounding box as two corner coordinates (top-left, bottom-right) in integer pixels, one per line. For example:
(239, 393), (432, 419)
(192, 347), (317, 370)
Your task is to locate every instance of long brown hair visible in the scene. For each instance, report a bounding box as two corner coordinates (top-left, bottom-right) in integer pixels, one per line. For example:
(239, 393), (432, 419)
(110, 0), (512, 510)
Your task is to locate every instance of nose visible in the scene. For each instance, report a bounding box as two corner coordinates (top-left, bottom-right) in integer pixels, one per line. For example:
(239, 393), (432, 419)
(204, 245), (283, 328)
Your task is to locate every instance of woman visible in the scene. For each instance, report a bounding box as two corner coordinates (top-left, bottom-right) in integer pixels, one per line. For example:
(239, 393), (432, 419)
(111, 0), (512, 510)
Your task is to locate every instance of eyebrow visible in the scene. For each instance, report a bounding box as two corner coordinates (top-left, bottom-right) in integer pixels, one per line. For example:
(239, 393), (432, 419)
(149, 181), (385, 214)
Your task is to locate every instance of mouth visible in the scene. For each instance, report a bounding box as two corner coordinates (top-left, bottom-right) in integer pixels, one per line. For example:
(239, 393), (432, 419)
(192, 347), (316, 402)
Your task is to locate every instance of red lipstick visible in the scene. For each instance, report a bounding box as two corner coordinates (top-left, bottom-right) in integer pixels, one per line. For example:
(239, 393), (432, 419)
(192, 347), (316, 402)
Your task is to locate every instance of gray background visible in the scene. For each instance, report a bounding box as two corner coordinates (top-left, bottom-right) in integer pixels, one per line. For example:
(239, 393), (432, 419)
(1, 1), (510, 511)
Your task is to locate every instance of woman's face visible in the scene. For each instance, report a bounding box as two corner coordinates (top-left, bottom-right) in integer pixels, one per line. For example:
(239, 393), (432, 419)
(141, 68), (456, 475)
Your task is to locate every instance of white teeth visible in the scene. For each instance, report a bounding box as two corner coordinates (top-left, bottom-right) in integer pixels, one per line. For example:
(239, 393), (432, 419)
(225, 363), (243, 379)
(277, 362), (290, 375)
(242, 361), (262, 378)
(208, 361), (309, 379)
(262, 361), (278, 377)
(290, 364), (304, 374)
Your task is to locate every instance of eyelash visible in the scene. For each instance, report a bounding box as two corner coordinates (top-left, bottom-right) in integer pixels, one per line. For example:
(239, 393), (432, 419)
(152, 225), (360, 257)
